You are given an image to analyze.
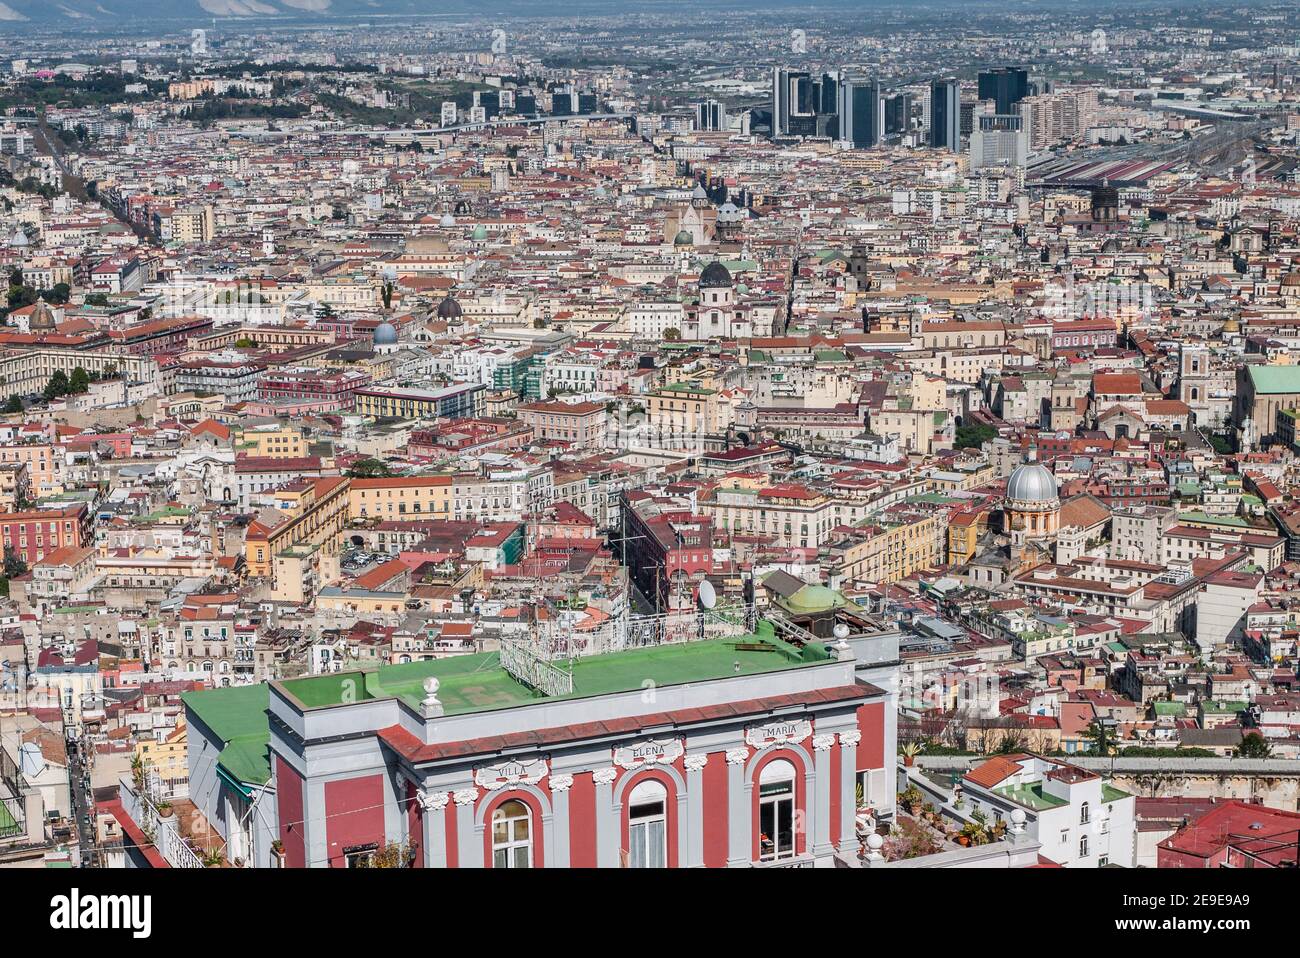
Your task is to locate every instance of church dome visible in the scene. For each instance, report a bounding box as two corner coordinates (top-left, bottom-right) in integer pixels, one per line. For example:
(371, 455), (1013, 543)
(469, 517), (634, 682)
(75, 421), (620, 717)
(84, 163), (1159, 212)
(784, 584), (846, 615)
(674, 229), (694, 246)
(699, 261), (733, 289)
(1006, 459), (1058, 504)
(439, 212), (456, 228)
(373, 321), (398, 346)
(1282, 271), (1300, 287)
(29, 298), (56, 332)
(436, 294), (463, 319)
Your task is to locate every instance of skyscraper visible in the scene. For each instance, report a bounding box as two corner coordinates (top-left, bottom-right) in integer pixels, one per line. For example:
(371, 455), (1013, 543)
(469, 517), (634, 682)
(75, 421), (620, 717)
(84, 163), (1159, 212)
(929, 78), (960, 151)
(977, 67), (1029, 115)
(884, 93), (912, 136)
(771, 67), (827, 138)
(695, 99), (728, 132)
(838, 77), (881, 149)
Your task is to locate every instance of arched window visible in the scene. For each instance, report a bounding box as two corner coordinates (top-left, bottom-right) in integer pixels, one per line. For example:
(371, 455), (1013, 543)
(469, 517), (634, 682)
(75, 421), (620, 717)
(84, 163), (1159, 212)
(758, 759), (797, 862)
(1080, 801), (1090, 825)
(626, 779), (667, 869)
(491, 799), (532, 869)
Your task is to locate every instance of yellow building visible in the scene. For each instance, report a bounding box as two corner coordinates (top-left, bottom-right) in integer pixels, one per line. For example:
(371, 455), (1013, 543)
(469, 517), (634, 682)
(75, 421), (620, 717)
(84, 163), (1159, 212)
(947, 510), (989, 565)
(135, 720), (189, 797)
(703, 481), (839, 549)
(235, 424), (307, 460)
(826, 512), (945, 585)
(245, 477), (350, 580)
(348, 475), (453, 519)
(646, 381), (726, 438)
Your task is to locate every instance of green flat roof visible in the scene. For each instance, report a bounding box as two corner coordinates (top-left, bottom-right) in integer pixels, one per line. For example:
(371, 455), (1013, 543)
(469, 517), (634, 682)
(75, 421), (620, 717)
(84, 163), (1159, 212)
(1102, 784), (1131, 803)
(182, 621), (838, 788)
(1247, 364), (1300, 394)
(280, 620), (829, 716)
(182, 683), (271, 786)
(992, 782), (1069, 811)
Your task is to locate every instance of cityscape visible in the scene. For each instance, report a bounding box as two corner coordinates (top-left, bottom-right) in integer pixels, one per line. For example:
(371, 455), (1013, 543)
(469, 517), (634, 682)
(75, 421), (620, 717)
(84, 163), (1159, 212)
(0, 0), (1293, 903)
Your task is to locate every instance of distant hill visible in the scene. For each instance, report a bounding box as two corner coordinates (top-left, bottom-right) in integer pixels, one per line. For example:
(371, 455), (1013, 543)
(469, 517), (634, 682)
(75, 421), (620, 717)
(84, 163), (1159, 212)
(0, 0), (465, 26)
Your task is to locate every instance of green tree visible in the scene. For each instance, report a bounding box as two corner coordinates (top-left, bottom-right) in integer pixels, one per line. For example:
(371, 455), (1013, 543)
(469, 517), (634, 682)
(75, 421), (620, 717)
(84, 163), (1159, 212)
(1084, 720), (1114, 757)
(345, 457), (394, 479)
(69, 367), (90, 394)
(43, 369), (71, 400)
(3, 395), (22, 414)
(1235, 732), (1271, 759)
(381, 282), (394, 310)
(954, 422), (997, 450)
(3, 545), (27, 579)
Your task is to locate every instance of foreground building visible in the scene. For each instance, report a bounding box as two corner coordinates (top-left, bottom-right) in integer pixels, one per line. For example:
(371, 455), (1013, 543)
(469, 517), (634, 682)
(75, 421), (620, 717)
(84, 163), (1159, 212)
(180, 617), (889, 868)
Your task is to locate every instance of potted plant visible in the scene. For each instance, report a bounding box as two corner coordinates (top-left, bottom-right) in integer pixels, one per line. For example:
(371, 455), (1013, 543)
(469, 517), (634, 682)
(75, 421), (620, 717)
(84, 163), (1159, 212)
(854, 783), (874, 833)
(202, 848), (224, 868)
(900, 740), (925, 767)
(155, 800), (173, 819)
(899, 785), (924, 816)
(270, 839), (285, 869)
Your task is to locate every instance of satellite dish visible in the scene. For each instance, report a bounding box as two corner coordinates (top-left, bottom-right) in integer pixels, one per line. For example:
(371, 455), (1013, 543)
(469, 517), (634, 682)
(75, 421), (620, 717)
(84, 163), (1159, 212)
(833, 623), (851, 640)
(697, 580), (717, 610)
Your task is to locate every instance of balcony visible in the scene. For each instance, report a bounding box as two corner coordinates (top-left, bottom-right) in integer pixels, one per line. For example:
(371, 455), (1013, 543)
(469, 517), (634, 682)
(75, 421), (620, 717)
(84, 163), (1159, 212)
(0, 794), (24, 840)
(118, 777), (224, 868)
(752, 853), (817, 868)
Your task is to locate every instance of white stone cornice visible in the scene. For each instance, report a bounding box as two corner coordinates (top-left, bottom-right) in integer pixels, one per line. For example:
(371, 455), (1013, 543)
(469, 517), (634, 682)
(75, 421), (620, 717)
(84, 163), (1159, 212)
(592, 767), (618, 786)
(839, 730), (862, 748)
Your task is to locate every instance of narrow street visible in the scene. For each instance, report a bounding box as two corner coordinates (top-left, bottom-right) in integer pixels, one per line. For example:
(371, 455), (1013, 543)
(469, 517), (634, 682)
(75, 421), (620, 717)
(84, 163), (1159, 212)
(65, 734), (97, 867)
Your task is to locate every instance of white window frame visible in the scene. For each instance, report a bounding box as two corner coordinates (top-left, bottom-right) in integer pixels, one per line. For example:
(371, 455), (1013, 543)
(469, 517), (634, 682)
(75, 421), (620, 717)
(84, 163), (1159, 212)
(491, 799), (533, 869)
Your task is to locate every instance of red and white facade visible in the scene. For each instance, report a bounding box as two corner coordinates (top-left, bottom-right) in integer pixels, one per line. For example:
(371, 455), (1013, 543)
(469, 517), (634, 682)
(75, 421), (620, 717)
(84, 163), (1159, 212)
(259, 645), (890, 868)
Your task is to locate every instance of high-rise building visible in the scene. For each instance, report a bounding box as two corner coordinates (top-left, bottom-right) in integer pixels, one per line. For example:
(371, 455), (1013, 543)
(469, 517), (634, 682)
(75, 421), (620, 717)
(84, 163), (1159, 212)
(838, 77), (881, 148)
(475, 90), (501, 121)
(884, 93), (912, 135)
(771, 67), (824, 138)
(929, 78), (960, 151)
(695, 99), (728, 132)
(977, 67), (1029, 115)
(969, 107), (1028, 169)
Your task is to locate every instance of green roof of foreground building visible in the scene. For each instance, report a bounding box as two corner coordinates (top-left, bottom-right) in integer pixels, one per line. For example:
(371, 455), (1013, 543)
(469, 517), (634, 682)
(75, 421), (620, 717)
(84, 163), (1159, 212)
(278, 619), (832, 716)
(181, 683), (271, 788)
(182, 621), (842, 787)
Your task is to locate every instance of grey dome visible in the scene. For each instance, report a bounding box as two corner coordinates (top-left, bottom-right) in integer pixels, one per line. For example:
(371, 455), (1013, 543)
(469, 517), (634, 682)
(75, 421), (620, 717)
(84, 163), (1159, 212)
(373, 321), (399, 345)
(699, 261), (733, 288)
(1006, 461), (1058, 504)
(439, 213), (456, 228)
(436, 294), (463, 319)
